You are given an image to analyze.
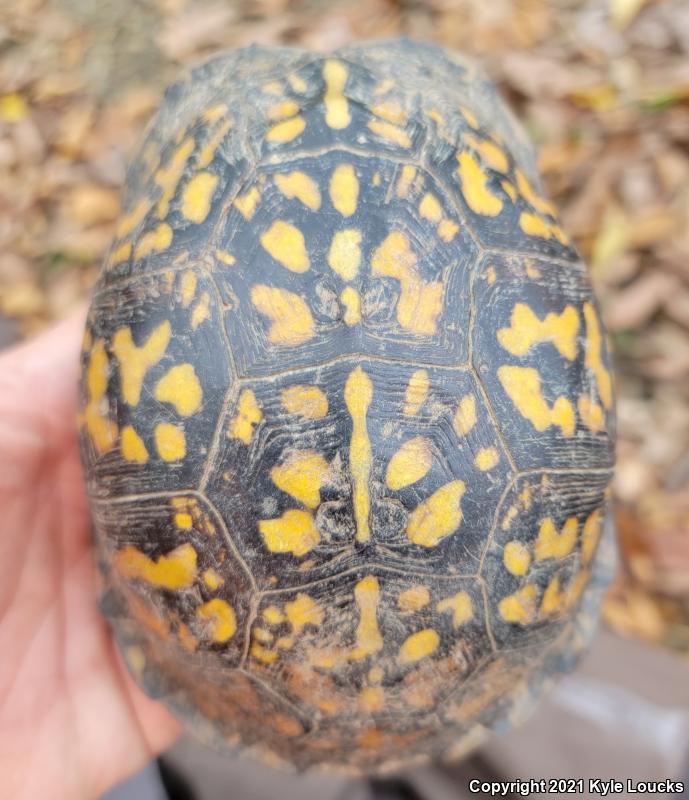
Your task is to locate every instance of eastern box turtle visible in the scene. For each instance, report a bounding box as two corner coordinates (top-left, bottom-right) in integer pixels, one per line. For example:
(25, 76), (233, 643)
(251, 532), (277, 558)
(79, 39), (616, 774)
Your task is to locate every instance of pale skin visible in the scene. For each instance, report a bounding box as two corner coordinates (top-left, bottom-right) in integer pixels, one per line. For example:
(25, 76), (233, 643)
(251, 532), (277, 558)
(0, 309), (181, 800)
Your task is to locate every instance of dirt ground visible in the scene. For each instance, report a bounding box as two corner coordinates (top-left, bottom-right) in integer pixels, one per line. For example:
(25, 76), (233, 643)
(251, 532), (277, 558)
(1, 0), (688, 647)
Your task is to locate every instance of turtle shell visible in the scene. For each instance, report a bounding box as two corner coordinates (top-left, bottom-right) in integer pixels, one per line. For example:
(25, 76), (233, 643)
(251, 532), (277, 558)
(79, 39), (616, 775)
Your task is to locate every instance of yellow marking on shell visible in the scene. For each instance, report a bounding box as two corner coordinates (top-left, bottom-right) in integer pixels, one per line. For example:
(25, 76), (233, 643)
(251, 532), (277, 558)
(499, 584), (538, 624)
(404, 370), (429, 416)
(203, 568), (224, 589)
(268, 100), (300, 121)
(497, 366), (575, 437)
(260, 220), (309, 273)
(323, 59), (351, 129)
(111, 321), (171, 406)
(349, 575), (383, 660)
(453, 394), (477, 437)
(114, 543), (196, 589)
(371, 231), (443, 336)
(198, 119), (232, 167)
(196, 598), (236, 643)
(271, 450), (329, 509)
(253, 627), (273, 643)
(125, 646), (146, 676)
(372, 101), (406, 124)
(359, 686), (385, 713)
(396, 165), (416, 198)
(134, 223), (173, 258)
(270, 714), (303, 738)
(329, 163), (358, 217)
(578, 394), (605, 433)
(583, 302), (613, 410)
(178, 624), (199, 653)
(203, 103), (228, 123)
(427, 108), (444, 125)
(498, 303), (579, 361)
(464, 133), (509, 174)
(274, 171), (321, 211)
(171, 498), (193, 529)
(535, 516), (578, 561)
(436, 591), (473, 627)
(367, 119), (411, 147)
(285, 593), (323, 635)
(374, 79), (395, 96)
(399, 629), (439, 665)
(84, 339), (117, 454)
(386, 436), (433, 490)
(155, 137), (195, 218)
(460, 106), (479, 129)
(398, 586), (431, 612)
(262, 81), (282, 95)
(266, 116), (305, 142)
(485, 265), (497, 284)
(501, 180), (517, 202)
(581, 508), (603, 565)
(117, 198), (151, 238)
(288, 73), (307, 93)
(259, 510), (320, 557)
(191, 292), (211, 330)
(515, 170), (557, 217)
(110, 242), (132, 265)
(120, 425), (148, 463)
(229, 388), (262, 444)
(368, 665), (384, 684)
(281, 385), (328, 419)
(504, 541), (531, 576)
(263, 605), (285, 625)
(540, 575), (566, 617)
(340, 287), (362, 326)
(520, 485), (532, 508)
(438, 218), (459, 242)
(475, 446), (500, 471)
(457, 151), (503, 217)
(328, 229), (362, 281)
(525, 260), (541, 279)
(502, 506), (518, 531)
(519, 211), (569, 244)
(372, 171), (381, 187)
(154, 364), (202, 417)
(154, 422), (186, 461)
(180, 271), (197, 307)
(234, 186), (261, 220)
(406, 481), (465, 548)
(345, 367), (373, 543)
(419, 192), (443, 222)
(251, 284), (316, 346)
(251, 643), (278, 664)
(215, 248), (236, 266)
(181, 171), (218, 223)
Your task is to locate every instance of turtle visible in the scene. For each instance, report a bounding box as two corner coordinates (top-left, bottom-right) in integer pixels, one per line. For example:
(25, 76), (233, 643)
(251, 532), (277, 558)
(78, 39), (616, 775)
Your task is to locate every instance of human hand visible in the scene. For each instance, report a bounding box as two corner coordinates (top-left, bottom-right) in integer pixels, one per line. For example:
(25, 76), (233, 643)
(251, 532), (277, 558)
(0, 309), (181, 800)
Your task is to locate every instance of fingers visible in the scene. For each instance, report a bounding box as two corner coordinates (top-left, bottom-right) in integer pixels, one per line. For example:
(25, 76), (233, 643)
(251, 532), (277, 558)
(0, 305), (88, 464)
